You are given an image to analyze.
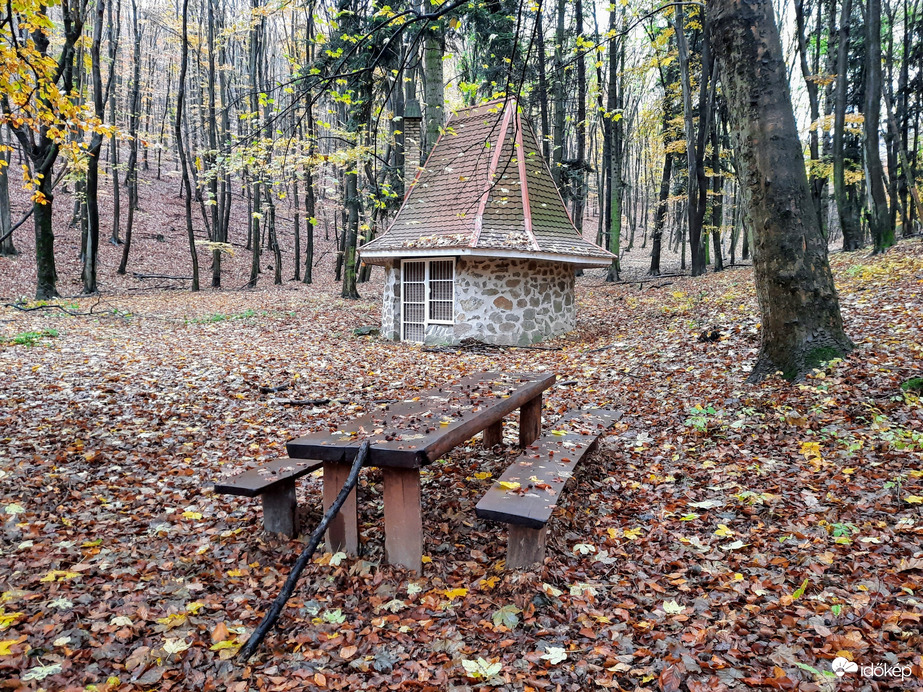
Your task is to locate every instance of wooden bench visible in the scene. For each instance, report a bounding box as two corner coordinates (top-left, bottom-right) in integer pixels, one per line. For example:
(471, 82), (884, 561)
(213, 457), (322, 538)
(475, 408), (622, 569)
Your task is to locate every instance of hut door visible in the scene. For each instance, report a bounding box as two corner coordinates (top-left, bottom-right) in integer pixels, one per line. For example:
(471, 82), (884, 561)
(401, 260), (426, 342)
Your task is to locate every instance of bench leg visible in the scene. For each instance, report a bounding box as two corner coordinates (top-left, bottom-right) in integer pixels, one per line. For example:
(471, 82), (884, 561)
(382, 467), (423, 573)
(262, 479), (297, 538)
(520, 394), (542, 447)
(482, 420), (503, 447)
(323, 461), (359, 554)
(506, 525), (548, 569)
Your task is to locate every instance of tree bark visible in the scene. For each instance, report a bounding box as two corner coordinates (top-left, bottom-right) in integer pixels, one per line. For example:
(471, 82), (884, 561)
(82, 0), (106, 295)
(175, 0), (200, 291)
(711, 0), (853, 381)
(864, 0), (892, 253)
(832, 0), (864, 250)
(118, 0), (143, 275)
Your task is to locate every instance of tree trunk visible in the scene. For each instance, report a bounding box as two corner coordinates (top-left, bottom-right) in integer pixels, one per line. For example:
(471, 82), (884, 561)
(794, 0), (825, 233)
(832, 0), (863, 250)
(0, 132), (15, 256)
(551, 0), (566, 187)
(572, 0), (587, 236)
(82, 0), (106, 295)
(864, 0), (892, 253)
(175, 0), (200, 291)
(119, 0), (143, 275)
(534, 0), (551, 161)
(711, 0), (853, 381)
(605, 5), (622, 282)
(422, 0), (444, 157)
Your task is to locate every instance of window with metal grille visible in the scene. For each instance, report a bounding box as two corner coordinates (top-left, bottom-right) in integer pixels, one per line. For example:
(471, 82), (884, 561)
(401, 258), (455, 342)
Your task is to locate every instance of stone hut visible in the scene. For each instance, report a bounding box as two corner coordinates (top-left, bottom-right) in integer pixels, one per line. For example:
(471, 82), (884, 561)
(359, 98), (614, 345)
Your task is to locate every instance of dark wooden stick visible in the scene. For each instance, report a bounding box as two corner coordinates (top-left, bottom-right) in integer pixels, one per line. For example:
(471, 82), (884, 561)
(237, 440), (369, 662)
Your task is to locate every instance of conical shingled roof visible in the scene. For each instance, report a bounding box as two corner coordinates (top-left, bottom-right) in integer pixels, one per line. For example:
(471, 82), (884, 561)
(359, 98), (615, 267)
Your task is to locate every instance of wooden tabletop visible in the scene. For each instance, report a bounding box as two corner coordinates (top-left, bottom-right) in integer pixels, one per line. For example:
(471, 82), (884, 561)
(286, 371), (556, 468)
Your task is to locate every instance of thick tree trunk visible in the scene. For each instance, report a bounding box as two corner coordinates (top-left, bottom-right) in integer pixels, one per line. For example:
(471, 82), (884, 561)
(711, 0), (853, 381)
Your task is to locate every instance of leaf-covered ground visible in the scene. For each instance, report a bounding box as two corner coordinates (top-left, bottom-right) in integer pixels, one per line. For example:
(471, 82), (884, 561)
(0, 241), (921, 691)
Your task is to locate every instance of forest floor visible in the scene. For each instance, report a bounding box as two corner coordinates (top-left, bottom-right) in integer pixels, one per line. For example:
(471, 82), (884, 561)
(0, 174), (922, 690)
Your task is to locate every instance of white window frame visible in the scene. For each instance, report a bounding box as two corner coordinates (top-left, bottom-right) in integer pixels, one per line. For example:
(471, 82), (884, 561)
(401, 258), (455, 342)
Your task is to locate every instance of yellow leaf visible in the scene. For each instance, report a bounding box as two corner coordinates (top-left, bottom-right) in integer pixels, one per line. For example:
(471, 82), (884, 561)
(182, 511), (203, 520)
(550, 430), (568, 436)
(185, 601), (205, 614)
(479, 576), (500, 590)
(474, 472), (492, 480)
(623, 527), (643, 540)
(904, 495), (923, 504)
(0, 637), (26, 656)
(714, 524), (735, 537)
(443, 588), (468, 600)
(39, 570), (79, 582)
(498, 481), (520, 491)
(227, 569), (244, 577)
(800, 441), (822, 460)
(0, 610), (23, 631)
(209, 640), (240, 651)
(421, 556), (432, 564)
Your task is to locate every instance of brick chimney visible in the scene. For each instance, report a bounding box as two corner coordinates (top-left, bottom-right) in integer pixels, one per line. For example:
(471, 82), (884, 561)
(403, 98), (422, 189)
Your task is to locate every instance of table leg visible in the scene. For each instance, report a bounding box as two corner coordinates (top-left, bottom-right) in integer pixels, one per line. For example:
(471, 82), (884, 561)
(323, 461), (359, 554)
(519, 393), (542, 446)
(261, 479), (297, 538)
(482, 420), (503, 447)
(382, 467), (423, 573)
(507, 525), (548, 569)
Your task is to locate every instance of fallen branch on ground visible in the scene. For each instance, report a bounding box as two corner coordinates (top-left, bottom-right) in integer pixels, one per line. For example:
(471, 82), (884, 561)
(238, 440), (369, 661)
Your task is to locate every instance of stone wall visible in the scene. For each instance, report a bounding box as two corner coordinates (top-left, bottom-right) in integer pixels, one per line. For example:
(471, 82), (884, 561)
(381, 261), (401, 340)
(454, 257), (575, 345)
(380, 256), (576, 345)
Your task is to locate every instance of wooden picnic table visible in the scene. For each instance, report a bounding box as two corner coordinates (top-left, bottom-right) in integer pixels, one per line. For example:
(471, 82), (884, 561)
(286, 371), (556, 572)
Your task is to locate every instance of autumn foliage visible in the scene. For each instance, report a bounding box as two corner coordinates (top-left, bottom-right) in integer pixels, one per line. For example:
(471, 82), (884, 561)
(0, 242), (921, 689)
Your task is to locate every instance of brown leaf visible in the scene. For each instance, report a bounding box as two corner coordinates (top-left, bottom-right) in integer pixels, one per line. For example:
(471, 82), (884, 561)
(211, 622), (230, 644)
(659, 665), (683, 692)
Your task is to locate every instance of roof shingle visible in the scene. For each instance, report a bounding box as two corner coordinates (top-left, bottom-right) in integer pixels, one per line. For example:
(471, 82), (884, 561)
(360, 98), (614, 265)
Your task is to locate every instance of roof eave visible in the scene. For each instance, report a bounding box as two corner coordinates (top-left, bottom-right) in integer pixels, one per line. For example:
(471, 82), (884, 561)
(359, 246), (615, 269)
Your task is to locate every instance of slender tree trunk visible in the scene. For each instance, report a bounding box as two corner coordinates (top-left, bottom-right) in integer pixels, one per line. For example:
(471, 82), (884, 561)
(605, 5), (623, 282)
(0, 131), (15, 256)
(832, 0), (863, 249)
(711, 0), (853, 381)
(551, 0), (566, 186)
(794, 0), (825, 233)
(864, 0), (892, 253)
(423, 0), (444, 157)
(82, 0), (106, 295)
(535, 0), (551, 161)
(119, 0), (143, 275)
(572, 0), (587, 235)
(175, 0), (200, 291)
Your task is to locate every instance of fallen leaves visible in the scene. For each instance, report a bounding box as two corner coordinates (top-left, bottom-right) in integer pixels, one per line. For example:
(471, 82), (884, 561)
(0, 242), (921, 690)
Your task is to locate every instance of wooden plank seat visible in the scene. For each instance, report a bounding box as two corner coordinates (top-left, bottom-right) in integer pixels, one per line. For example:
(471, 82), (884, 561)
(213, 457), (322, 538)
(475, 408), (623, 569)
